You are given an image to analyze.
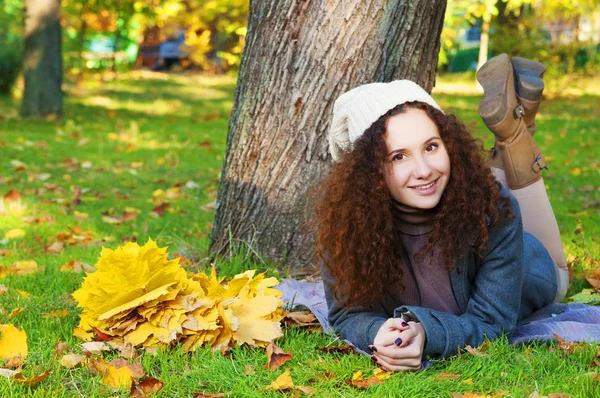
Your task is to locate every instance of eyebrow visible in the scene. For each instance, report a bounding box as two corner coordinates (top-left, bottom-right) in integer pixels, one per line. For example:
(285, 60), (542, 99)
(387, 136), (441, 157)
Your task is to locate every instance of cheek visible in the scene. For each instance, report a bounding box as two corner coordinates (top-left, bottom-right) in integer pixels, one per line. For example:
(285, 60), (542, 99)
(386, 165), (411, 189)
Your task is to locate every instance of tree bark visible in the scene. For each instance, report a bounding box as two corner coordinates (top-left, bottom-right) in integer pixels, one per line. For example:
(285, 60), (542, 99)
(210, 0), (447, 270)
(21, 0), (62, 118)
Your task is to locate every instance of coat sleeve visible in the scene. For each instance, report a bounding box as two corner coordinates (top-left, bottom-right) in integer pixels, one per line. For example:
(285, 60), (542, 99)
(396, 195), (524, 358)
(321, 265), (389, 353)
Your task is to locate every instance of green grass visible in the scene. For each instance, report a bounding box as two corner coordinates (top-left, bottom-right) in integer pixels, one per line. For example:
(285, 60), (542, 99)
(0, 70), (599, 397)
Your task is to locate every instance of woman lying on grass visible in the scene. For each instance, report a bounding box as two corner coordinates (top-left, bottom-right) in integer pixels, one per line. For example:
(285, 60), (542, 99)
(313, 54), (570, 372)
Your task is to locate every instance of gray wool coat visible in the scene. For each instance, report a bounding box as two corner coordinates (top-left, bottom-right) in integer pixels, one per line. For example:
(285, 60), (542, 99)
(322, 187), (565, 358)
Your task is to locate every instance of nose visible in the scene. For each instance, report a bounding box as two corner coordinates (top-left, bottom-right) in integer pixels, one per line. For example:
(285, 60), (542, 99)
(413, 155), (433, 179)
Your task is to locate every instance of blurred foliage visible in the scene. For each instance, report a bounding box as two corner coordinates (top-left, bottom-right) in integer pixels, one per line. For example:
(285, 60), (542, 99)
(170, 0), (248, 72)
(0, 0), (247, 90)
(441, 0), (600, 90)
(0, 0), (23, 94)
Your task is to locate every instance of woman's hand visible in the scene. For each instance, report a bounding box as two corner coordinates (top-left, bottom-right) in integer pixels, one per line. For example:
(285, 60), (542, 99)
(369, 319), (426, 372)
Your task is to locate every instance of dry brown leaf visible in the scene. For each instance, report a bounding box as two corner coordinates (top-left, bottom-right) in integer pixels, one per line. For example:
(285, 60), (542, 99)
(54, 340), (68, 358)
(130, 377), (164, 397)
(8, 307), (25, 319)
(436, 372), (461, 381)
(553, 334), (582, 354)
(464, 345), (486, 357)
(345, 370), (383, 389)
(194, 393), (225, 398)
(264, 343), (292, 370)
(82, 341), (112, 355)
(316, 343), (355, 355)
(60, 354), (87, 368)
(46, 241), (64, 254)
(43, 309), (69, 318)
(5, 356), (24, 368)
(244, 364), (255, 376)
(59, 260), (95, 273)
(0, 369), (51, 386)
(283, 310), (319, 327)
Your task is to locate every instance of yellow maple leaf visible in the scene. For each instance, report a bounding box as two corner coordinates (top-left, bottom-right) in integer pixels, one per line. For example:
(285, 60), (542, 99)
(0, 324), (28, 360)
(73, 326), (94, 342)
(60, 354), (87, 368)
(265, 369), (294, 391)
(102, 364), (135, 389)
(72, 239), (188, 330)
(4, 228), (25, 240)
(230, 294), (283, 347)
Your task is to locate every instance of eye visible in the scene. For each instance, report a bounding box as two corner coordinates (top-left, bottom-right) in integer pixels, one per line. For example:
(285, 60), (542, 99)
(392, 153), (406, 161)
(425, 143), (439, 152)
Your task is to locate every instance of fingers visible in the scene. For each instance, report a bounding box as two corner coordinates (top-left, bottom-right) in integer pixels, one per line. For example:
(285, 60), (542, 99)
(373, 354), (422, 372)
(374, 343), (421, 362)
(372, 318), (411, 346)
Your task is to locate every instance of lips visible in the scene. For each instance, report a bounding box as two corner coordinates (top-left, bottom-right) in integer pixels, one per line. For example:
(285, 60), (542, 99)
(409, 178), (438, 190)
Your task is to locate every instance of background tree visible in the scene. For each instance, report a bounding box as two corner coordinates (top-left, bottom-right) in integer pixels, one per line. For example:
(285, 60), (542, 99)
(210, 0), (448, 270)
(21, 0), (62, 117)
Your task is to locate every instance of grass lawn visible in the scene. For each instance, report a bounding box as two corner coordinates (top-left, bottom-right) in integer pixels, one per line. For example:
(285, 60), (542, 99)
(0, 70), (599, 397)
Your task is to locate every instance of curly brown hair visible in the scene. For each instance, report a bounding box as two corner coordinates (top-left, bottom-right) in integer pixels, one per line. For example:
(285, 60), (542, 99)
(312, 101), (512, 308)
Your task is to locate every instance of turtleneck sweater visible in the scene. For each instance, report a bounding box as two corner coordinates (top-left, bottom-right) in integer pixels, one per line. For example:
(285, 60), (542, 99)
(391, 201), (462, 315)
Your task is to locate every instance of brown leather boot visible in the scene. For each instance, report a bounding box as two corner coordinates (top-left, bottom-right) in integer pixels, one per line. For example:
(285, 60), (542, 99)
(512, 56), (546, 135)
(477, 54), (547, 189)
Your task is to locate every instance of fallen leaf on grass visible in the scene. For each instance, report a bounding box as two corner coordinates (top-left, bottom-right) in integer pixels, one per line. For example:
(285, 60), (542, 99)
(60, 354), (87, 368)
(345, 370), (382, 389)
(0, 260), (38, 277)
(8, 307), (25, 319)
(82, 341), (112, 355)
(244, 364), (255, 375)
(103, 364), (135, 389)
(43, 309), (69, 318)
(0, 324), (28, 361)
(316, 343), (355, 355)
(4, 228), (25, 240)
(60, 260), (95, 273)
(55, 340), (68, 357)
(0, 250), (13, 256)
(283, 310), (319, 327)
(264, 369), (294, 391)
(436, 372), (461, 381)
(0, 369), (51, 386)
(73, 326), (94, 341)
(0, 285), (7, 295)
(553, 334), (584, 354)
(264, 342), (292, 370)
(464, 345), (487, 357)
(373, 367), (392, 381)
(194, 393), (225, 398)
(130, 377), (164, 397)
(46, 241), (64, 254)
(529, 392), (572, 398)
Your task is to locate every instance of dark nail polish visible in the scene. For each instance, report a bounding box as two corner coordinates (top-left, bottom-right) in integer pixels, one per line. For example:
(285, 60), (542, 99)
(394, 337), (403, 346)
(371, 355), (377, 361)
(402, 322), (409, 327)
(368, 345), (377, 352)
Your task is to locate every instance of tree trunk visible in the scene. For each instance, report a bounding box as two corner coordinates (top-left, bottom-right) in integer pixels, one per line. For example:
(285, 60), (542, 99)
(210, 0), (447, 271)
(21, 0), (62, 118)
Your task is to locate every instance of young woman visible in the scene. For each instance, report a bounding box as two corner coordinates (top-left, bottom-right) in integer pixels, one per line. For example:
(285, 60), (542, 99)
(313, 54), (570, 372)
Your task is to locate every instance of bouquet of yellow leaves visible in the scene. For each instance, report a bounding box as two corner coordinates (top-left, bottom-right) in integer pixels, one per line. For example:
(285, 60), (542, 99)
(72, 239), (285, 351)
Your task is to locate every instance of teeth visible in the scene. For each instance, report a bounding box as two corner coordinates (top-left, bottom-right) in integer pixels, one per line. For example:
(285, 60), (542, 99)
(413, 181), (434, 190)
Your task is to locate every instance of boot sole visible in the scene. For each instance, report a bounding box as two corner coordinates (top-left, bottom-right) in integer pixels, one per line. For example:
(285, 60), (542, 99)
(476, 54), (512, 127)
(512, 57), (546, 102)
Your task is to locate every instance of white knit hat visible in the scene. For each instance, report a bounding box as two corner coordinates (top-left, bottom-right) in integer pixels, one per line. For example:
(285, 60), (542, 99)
(328, 80), (443, 161)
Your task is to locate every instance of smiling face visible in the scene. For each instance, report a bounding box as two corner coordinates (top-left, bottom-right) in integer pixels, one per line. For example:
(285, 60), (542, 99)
(383, 108), (451, 209)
